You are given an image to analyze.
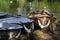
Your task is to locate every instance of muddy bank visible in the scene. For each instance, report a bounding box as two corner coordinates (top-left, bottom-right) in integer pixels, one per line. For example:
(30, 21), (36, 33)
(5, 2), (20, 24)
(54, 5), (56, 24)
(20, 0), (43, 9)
(33, 30), (60, 40)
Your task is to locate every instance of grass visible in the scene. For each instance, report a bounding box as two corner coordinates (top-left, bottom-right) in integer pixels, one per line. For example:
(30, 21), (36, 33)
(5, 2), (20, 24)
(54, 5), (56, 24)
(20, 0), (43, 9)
(0, 0), (60, 20)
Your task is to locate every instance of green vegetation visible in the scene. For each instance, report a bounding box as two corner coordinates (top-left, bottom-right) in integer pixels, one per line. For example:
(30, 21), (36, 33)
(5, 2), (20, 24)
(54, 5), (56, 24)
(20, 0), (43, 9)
(0, 0), (10, 12)
(0, 0), (60, 21)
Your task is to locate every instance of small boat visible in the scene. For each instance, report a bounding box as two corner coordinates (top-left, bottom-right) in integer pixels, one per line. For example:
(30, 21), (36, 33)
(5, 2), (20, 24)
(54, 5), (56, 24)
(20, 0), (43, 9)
(0, 13), (34, 39)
